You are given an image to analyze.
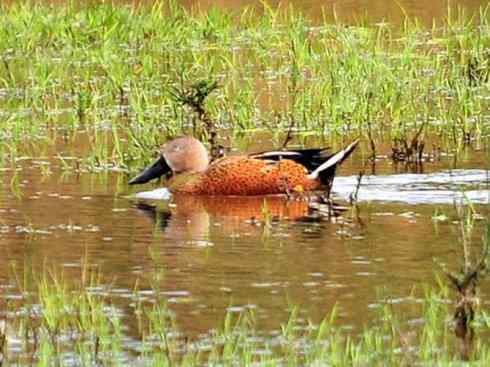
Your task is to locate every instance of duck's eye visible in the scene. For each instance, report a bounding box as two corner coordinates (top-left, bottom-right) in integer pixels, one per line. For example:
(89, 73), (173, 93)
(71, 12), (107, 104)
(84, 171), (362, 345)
(217, 145), (226, 158)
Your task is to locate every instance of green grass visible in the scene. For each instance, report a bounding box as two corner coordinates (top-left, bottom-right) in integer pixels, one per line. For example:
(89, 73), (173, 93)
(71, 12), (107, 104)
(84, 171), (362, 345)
(0, 1), (488, 170)
(1, 205), (487, 365)
(1, 3), (489, 364)
(1, 260), (489, 366)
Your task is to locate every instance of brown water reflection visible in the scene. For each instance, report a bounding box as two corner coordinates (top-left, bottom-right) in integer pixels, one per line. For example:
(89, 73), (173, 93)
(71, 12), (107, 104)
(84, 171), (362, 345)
(0, 135), (489, 342)
(183, 0), (487, 24)
(134, 195), (315, 239)
(5, 0), (488, 25)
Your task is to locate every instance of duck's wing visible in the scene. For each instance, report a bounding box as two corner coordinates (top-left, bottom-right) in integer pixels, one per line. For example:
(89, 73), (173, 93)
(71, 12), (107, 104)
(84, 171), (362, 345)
(249, 148), (331, 171)
(250, 140), (359, 186)
(306, 140), (359, 178)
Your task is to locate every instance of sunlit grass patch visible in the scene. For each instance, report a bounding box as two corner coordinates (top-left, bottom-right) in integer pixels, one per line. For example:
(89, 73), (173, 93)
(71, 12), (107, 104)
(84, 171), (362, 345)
(1, 258), (489, 365)
(0, 1), (488, 171)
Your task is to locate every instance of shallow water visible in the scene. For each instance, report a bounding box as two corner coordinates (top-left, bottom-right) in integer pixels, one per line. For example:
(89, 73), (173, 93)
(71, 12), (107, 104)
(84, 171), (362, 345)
(0, 136), (489, 352)
(335, 169), (490, 204)
(182, 0), (489, 24)
(6, 0), (487, 25)
(136, 169), (490, 204)
(0, 0), (489, 361)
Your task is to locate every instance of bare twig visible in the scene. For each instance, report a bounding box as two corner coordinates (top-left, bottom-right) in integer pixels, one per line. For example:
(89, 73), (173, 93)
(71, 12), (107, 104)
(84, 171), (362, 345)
(170, 79), (221, 161)
(0, 319), (6, 366)
(349, 170), (364, 205)
(434, 205), (489, 361)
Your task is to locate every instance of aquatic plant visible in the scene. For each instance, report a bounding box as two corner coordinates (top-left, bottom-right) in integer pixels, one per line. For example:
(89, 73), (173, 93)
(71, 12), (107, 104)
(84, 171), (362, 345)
(0, 2), (487, 172)
(435, 200), (490, 360)
(1, 255), (490, 365)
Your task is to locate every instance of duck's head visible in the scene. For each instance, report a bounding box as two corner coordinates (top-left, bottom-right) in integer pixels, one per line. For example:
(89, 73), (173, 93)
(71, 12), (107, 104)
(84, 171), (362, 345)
(129, 136), (209, 185)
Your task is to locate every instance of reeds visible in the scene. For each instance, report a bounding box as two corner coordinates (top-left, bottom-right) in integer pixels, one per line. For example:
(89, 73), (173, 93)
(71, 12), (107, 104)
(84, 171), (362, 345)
(1, 253), (489, 365)
(0, 2), (488, 172)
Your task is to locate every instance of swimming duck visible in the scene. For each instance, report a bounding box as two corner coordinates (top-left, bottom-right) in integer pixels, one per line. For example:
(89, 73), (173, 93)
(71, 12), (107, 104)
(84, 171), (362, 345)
(129, 136), (359, 195)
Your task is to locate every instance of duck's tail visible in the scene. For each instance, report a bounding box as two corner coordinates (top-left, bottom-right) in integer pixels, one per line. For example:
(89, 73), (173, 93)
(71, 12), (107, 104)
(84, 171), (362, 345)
(307, 139), (359, 181)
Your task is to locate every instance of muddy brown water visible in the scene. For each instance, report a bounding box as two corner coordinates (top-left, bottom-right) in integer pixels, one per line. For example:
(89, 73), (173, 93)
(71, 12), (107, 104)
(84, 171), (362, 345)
(182, 0), (489, 24)
(4, 0), (489, 25)
(0, 133), (489, 355)
(0, 0), (489, 360)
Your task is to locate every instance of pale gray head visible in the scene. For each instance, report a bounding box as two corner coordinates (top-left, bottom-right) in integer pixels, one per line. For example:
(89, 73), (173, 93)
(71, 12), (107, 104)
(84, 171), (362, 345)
(129, 136), (209, 185)
(162, 136), (209, 173)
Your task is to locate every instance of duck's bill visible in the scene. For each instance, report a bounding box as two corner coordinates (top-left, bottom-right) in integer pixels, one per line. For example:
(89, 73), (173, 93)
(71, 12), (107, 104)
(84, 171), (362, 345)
(129, 156), (171, 185)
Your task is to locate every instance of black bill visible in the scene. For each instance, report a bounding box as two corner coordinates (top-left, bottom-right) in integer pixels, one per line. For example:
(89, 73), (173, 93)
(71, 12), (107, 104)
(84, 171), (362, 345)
(128, 156), (171, 185)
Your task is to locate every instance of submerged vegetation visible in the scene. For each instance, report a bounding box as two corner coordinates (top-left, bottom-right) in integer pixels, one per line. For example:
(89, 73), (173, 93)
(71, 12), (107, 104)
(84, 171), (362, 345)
(0, 1), (488, 171)
(0, 1), (490, 365)
(0, 201), (487, 365)
(0, 247), (488, 365)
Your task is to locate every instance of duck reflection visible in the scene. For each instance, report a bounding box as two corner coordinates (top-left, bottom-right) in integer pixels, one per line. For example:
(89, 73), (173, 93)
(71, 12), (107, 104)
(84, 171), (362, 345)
(133, 195), (317, 240)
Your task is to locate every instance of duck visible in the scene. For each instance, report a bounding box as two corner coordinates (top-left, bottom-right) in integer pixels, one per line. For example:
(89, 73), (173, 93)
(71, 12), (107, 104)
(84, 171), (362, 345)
(129, 136), (359, 196)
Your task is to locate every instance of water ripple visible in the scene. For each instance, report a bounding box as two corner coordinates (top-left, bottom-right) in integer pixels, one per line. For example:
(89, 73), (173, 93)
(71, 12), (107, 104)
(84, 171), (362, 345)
(334, 169), (490, 204)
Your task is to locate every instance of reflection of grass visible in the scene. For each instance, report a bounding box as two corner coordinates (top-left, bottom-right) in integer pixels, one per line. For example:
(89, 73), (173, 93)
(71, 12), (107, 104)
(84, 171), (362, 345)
(2, 256), (490, 365)
(0, 3), (488, 173)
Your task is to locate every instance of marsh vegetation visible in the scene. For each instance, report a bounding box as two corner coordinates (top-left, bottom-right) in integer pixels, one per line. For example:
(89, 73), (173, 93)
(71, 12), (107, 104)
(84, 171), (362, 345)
(0, 1), (489, 365)
(1, 207), (489, 365)
(0, 1), (488, 170)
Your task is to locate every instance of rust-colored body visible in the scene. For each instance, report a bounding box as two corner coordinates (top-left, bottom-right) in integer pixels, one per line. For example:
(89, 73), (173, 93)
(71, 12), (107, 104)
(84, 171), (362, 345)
(129, 136), (359, 196)
(168, 156), (321, 195)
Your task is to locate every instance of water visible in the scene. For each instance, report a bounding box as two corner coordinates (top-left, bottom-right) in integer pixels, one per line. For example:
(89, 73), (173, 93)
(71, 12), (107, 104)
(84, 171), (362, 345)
(335, 169), (490, 204)
(0, 0), (489, 362)
(0, 135), (488, 344)
(5, 0), (488, 24)
(136, 170), (490, 204)
(181, 0), (488, 24)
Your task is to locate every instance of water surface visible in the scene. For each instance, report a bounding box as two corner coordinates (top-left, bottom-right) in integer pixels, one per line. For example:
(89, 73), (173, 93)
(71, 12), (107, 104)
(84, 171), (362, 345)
(4, 0), (489, 24)
(0, 0), (489, 361)
(1, 135), (489, 346)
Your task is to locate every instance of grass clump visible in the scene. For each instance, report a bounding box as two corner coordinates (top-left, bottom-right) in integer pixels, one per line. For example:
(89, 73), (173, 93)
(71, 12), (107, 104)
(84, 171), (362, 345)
(0, 2), (488, 171)
(0, 254), (488, 365)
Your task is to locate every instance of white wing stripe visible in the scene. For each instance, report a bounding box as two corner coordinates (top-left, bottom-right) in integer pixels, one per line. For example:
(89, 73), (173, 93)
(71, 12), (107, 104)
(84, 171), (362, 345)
(307, 140), (358, 180)
(251, 151), (302, 158)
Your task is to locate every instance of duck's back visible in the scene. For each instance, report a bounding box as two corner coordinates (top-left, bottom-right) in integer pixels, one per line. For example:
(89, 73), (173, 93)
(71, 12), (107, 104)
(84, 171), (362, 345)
(172, 156), (320, 195)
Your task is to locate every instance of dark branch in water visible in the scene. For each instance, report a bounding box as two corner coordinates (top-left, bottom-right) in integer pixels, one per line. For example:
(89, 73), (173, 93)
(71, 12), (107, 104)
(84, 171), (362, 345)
(349, 170), (364, 205)
(282, 120), (295, 149)
(391, 121), (426, 164)
(170, 79), (222, 161)
(366, 120), (376, 162)
(435, 209), (489, 361)
(0, 318), (6, 365)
